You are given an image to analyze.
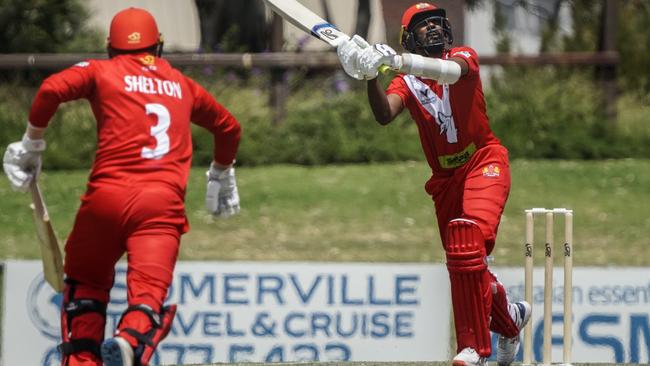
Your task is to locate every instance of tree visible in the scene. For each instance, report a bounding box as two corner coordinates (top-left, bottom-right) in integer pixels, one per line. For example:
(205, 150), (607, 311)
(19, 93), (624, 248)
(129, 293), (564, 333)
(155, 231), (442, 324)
(194, 0), (269, 52)
(0, 0), (102, 53)
(617, 0), (650, 95)
(355, 0), (371, 40)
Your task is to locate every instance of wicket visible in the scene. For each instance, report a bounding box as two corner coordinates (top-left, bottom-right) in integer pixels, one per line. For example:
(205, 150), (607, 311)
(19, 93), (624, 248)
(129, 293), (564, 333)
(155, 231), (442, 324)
(523, 208), (573, 366)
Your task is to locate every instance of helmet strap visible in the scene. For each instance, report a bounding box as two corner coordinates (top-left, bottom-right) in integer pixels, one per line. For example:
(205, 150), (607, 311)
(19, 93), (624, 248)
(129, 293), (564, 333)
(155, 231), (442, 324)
(421, 44), (445, 57)
(156, 34), (165, 57)
(156, 41), (164, 57)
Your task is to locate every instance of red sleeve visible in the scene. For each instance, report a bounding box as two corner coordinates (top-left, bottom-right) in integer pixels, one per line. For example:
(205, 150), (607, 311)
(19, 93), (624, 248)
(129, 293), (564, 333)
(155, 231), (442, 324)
(449, 47), (480, 78)
(386, 75), (411, 107)
(28, 61), (96, 127)
(186, 77), (241, 166)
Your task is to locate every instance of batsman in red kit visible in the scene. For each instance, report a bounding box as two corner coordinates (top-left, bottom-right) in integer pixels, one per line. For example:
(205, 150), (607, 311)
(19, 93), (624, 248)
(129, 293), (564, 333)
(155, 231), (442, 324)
(2, 8), (241, 366)
(337, 3), (530, 366)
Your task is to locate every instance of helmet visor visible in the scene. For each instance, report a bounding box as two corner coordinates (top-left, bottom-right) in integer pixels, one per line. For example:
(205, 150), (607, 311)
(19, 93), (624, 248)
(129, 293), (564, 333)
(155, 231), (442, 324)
(412, 16), (447, 48)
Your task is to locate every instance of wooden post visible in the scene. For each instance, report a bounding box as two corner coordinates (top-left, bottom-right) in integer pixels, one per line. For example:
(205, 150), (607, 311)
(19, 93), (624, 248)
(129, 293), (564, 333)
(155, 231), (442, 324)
(270, 13), (288, 125)
(598, 0), (619, 123)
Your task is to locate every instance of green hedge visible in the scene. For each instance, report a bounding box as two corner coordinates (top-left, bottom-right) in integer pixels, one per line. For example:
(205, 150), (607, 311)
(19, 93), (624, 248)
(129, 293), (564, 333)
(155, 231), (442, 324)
(487, 67), (650, 159)
(488, 67), (611, 159)
(0, 70), (648, 170)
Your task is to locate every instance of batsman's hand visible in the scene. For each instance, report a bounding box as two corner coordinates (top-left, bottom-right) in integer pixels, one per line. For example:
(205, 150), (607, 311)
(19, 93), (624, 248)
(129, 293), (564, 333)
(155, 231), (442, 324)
(358, 43), (398, 80)
(206, 162), (240, 218)
(3, 134), (46, 192)
(336, 34), (371, 80)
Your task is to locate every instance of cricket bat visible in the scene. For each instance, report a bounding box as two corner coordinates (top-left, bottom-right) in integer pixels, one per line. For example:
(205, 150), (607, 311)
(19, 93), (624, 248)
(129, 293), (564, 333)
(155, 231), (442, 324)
(29, 180), (64, 292)
(263, 0), (446, 78)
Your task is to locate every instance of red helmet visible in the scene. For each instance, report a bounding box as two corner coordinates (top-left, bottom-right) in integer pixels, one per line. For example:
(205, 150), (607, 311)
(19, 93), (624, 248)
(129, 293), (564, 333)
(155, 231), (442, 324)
(400, 2), (452, 54)
(108, 7), (161, 51)
(401, 2), (446, 30)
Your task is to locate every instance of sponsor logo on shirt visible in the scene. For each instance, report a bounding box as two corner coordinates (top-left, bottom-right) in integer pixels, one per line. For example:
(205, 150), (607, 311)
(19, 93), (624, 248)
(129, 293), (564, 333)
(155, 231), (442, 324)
(74, 61), (90, 68)
(128, 32), (141, 44)
(140, 55), (158, 71)
(124, 75), (182, 99)
(418, 88), (437, 105)
(140, 55), (155, 66)
(438, 143), (476, 169)
(482, 164), (501, 177)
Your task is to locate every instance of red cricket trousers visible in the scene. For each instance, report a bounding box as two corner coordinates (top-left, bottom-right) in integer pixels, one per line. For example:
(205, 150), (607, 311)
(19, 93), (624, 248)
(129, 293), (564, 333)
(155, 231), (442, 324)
(426, 144), (511, 254)
(427, 144), (518, 356)
(61, 181), (186, 365)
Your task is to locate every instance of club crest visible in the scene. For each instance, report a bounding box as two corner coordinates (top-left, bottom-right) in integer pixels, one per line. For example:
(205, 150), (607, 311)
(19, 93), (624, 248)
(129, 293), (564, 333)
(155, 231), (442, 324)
(482, 164), (501, 177)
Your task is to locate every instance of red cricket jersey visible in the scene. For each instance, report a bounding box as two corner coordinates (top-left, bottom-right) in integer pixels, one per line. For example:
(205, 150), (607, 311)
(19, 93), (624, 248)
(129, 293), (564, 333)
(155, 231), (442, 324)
(386, 46), (500, 177)
(28, 54), (240, 196)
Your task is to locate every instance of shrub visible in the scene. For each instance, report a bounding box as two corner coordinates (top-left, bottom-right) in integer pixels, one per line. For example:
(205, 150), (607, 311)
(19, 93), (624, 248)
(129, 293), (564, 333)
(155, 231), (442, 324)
(0, 70), (648, 171)
(0, 0), (103, 53)
(486, 67), (615, 159)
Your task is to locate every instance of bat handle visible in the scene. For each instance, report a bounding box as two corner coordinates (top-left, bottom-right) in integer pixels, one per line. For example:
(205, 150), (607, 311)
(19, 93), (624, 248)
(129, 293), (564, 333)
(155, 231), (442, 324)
(379, 55), (403, 74)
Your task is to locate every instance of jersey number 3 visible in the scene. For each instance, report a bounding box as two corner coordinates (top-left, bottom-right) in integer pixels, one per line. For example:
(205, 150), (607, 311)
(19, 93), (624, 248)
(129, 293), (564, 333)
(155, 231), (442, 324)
(141, 103), (170, 159)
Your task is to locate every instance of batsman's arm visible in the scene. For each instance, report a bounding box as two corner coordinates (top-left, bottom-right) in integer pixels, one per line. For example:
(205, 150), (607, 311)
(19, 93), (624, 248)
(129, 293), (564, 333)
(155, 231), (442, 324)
(26, 123), (46, 140)
(389, 53), (465, 84)
(367, 79), (404, 126)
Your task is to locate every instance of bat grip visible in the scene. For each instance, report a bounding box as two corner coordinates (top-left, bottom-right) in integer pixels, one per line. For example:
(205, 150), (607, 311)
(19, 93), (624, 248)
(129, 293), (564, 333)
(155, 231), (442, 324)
(378, 55), (403, 74)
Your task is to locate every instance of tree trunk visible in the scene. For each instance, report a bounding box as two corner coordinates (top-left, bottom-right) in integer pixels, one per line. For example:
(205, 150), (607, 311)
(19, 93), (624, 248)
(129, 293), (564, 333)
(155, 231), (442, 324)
(195, 0), (221, 51)
(539, 0), (566, 53)
(355, 0), (372, 40)
(320, 0), (332, 22)
(194, 0), (269, 52)
(597, 0), (618, 123)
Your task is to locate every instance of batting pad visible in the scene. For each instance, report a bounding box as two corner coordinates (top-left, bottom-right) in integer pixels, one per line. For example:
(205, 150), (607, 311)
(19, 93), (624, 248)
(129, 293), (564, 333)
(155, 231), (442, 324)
(445, 219), (492, 357)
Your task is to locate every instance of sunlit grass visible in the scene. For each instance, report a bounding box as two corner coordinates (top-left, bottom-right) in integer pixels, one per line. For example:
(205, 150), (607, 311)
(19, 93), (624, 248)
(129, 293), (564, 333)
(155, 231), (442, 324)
(1, 160), (648, 267)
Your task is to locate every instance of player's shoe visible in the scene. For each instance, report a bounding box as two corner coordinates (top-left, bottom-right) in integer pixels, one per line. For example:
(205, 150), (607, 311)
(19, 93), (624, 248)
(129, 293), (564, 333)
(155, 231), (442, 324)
(496, 300), (532, 366)
(452, 347), (488, 366)
(101, 336), (134, 366)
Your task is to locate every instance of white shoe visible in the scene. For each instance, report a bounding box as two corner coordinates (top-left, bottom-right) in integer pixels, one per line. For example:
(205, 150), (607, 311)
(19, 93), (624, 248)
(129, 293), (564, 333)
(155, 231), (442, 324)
(453, 347), (489, 366)
(101, 336), (134, 366)
(496, 301), (532, 366)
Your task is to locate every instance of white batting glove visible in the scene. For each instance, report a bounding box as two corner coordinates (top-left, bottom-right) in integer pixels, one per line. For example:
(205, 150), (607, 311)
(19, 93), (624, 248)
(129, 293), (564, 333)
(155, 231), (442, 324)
(206, 162), (240, 218)
(358, 43), (398, 80)
(336, 35), (372, 80)
(3, 134), (46, 192)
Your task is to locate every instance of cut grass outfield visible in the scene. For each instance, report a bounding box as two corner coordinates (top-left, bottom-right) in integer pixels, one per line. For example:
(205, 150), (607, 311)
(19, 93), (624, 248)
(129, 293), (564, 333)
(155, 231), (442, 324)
(0, 159), (649, 267)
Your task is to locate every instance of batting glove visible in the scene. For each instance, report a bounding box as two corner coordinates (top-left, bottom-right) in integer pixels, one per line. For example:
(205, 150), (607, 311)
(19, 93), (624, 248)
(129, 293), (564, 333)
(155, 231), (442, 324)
(337, 35), (371, 80)
(358, 43), (398, 80)
(206, 162), (240, 218)
(3, 134), (46, 192)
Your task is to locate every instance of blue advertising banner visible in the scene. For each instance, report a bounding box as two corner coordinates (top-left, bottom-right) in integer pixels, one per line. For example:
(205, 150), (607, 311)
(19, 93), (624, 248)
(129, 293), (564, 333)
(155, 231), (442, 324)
(2, 260), (451, 365)
(492, 267), (650, 364)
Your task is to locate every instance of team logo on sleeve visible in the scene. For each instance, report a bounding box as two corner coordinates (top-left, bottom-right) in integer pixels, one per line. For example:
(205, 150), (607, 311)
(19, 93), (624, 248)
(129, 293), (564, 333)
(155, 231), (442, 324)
(452, 51), (471, 59)
(482, 164), (501, 178)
